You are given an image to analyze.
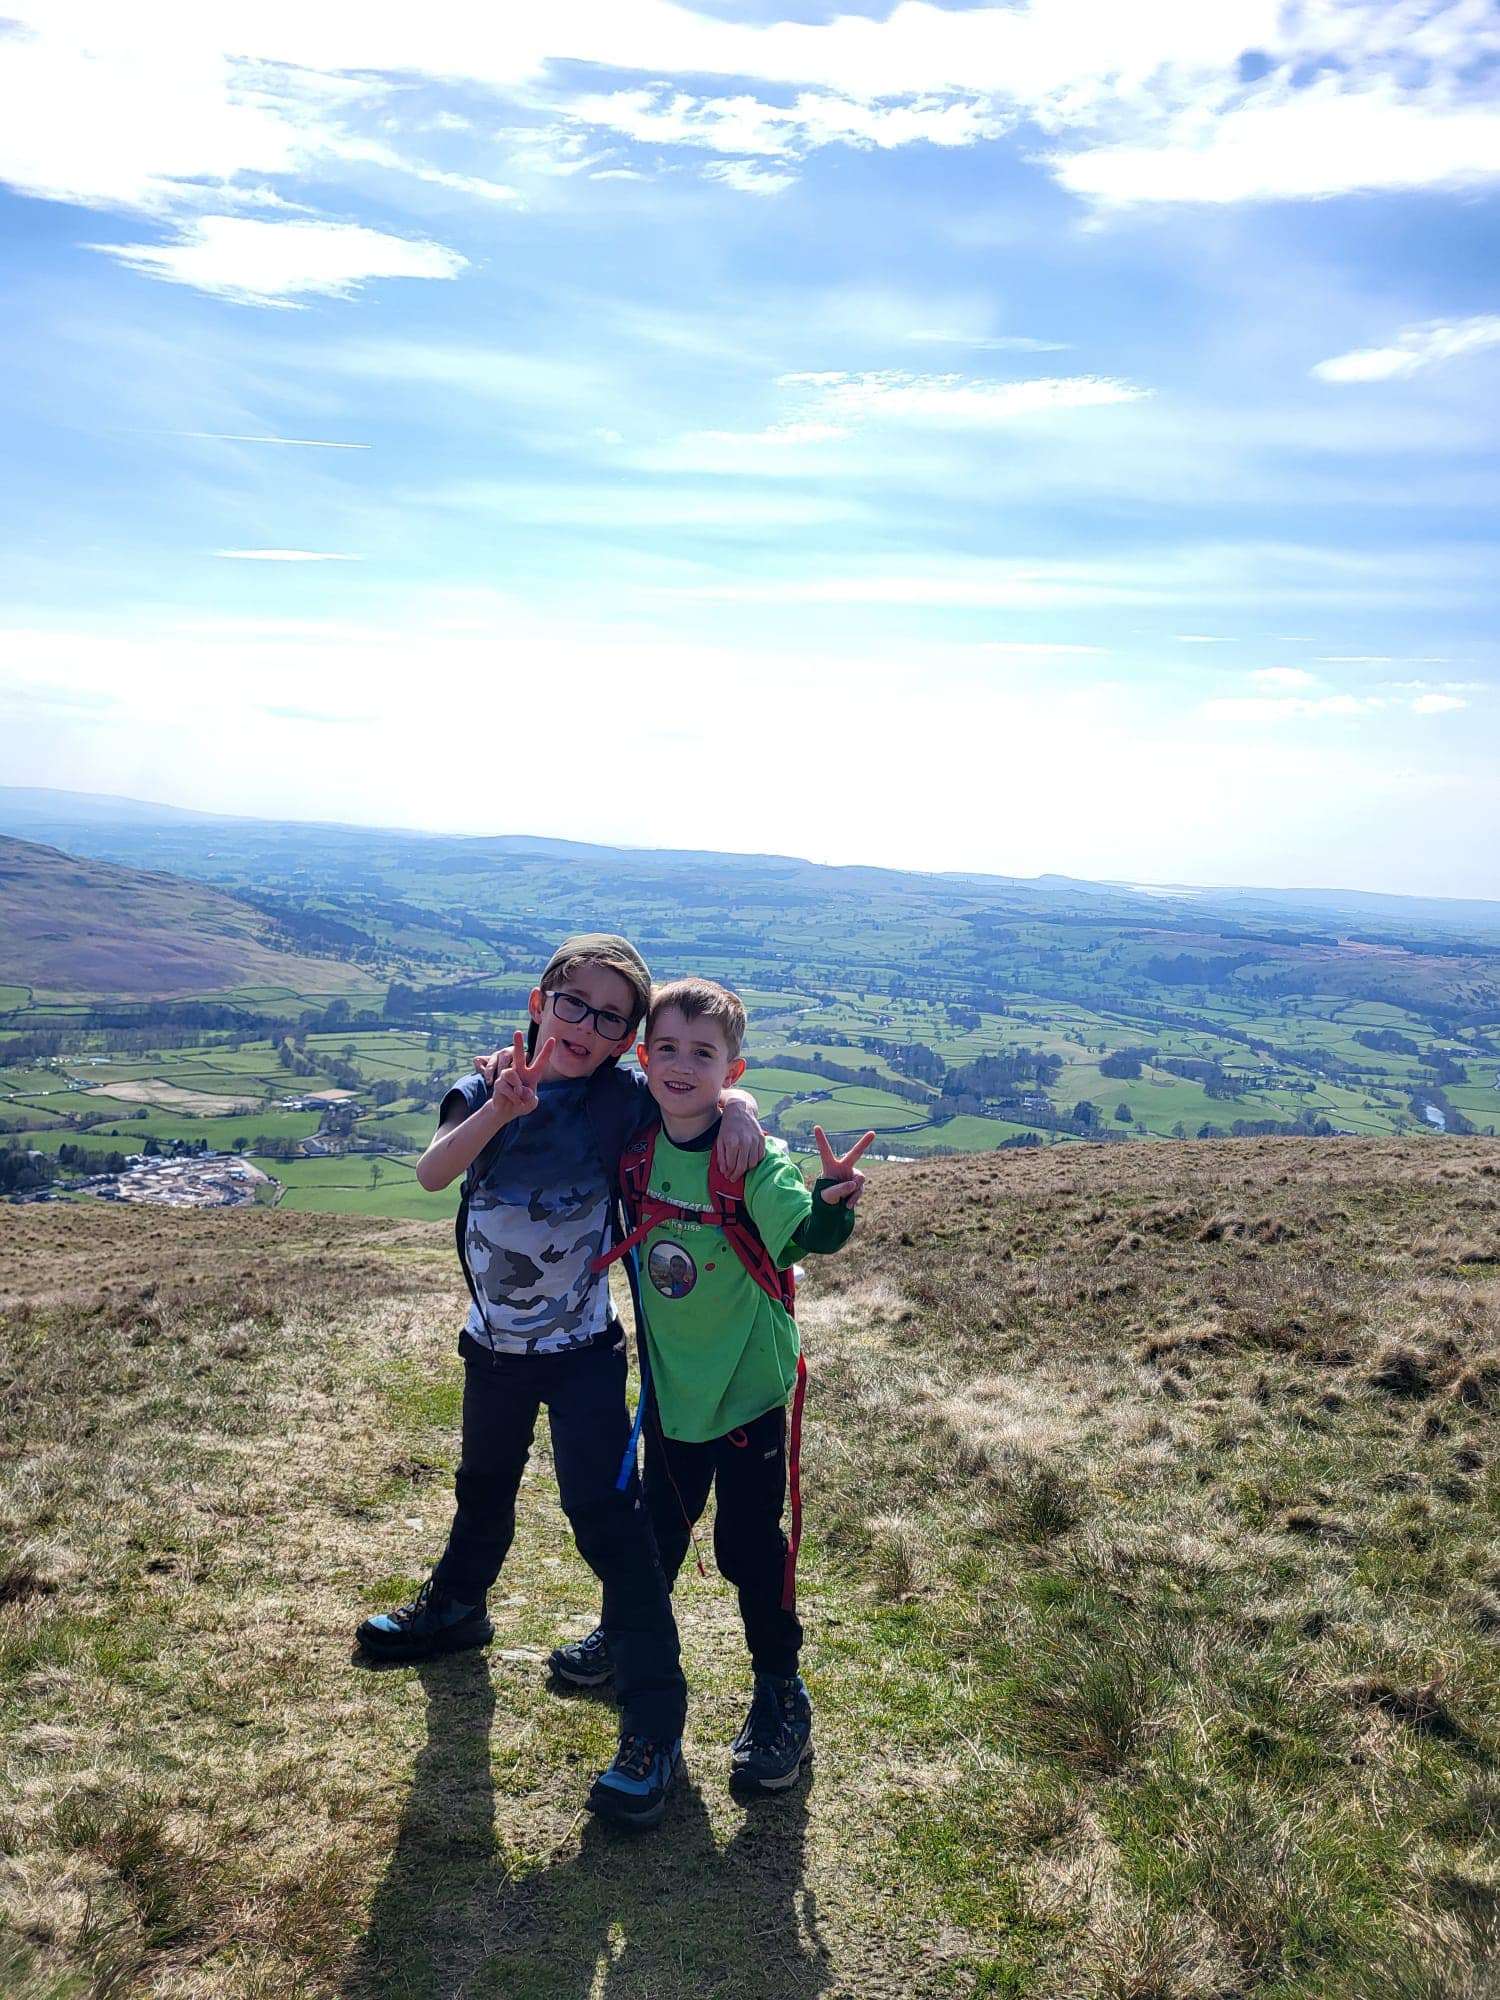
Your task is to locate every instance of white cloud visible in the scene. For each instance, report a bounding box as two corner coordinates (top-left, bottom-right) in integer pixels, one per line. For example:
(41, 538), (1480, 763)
(1175, 633), (1234, 642)
(215, 548), (361, 561)
(701, 159), (799, 196)
(1251, 666), (1317, 688)
(777, 369), (1150, 423)
(1202, 682), (1477, 721)
(1053, 83), (1500, 206)
(560, 84), (1009, 161)
(91, 215), (467, 305)
(4, 0), (1495, 244)
(1312, 315), (1500, 383)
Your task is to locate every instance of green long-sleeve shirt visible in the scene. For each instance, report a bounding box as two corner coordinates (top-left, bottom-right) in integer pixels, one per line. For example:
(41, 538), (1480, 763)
(632, 1126), (854, 1441)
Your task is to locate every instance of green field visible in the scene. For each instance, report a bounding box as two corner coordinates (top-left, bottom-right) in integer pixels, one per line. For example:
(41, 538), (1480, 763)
(269, 1181), (457, 1219)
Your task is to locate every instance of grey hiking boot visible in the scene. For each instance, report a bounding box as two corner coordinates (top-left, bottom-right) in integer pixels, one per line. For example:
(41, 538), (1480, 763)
(549, 1624), (614, 1687)
(730, 1673), (813, 1792)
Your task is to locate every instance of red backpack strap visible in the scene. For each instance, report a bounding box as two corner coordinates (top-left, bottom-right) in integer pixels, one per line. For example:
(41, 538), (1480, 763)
(593, 1125), (662, 1274)
(706, 1155), (796, 1312)
(781, 1349), (808, 1610)
(618, 1125), (656, 1227)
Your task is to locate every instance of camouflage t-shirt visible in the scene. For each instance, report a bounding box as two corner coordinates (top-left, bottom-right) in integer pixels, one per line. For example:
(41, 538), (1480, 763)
(443, 1069), (649, 1356)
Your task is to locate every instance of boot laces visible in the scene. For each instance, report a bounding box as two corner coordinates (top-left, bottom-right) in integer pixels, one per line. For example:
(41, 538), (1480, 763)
(746, 1678), (794, 1751)
(394, 1578), (434, 1629)
(612, 1734), (661, 1781)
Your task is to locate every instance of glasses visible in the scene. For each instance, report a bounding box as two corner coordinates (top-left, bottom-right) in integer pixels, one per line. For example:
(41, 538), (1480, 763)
(548, 991), (634, 1041)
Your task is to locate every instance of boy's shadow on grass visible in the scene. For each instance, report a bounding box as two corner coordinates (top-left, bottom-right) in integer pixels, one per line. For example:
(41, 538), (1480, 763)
(348, 1652), (831, 2000)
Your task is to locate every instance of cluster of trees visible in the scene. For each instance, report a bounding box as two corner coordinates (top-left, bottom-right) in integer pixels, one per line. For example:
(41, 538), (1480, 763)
(947, 1050), (1063, 1097)
(0, 1140), (130, 1193)
(1099, 1047), (1153, 1079)
(1142, 952), (1264, 988)
(0, 1143), (53, 1193)
(1194, 1113), (1336, 1139)
(1355, 1028), (1421, 1059)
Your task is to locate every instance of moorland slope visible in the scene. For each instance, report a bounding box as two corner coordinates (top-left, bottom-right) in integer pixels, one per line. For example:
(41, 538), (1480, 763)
(2, 1136), (1498, 1998)
(0, 836), (382, 1001)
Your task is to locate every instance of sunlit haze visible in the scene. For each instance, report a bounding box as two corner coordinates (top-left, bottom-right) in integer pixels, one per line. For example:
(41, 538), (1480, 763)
(2, 1), (1497, 895)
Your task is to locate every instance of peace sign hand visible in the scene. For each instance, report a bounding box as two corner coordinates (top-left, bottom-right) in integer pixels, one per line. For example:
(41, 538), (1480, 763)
(813, 1126), (875, 1205)
(491, 1029), (554, 1123)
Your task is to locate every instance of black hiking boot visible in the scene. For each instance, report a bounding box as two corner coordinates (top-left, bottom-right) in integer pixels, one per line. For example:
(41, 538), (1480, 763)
(730, 1673), (813, 1793)
(549, 1624), (614, 1687)
(355, 1578), (493, 1662)
(586, 1733), (682, 1829)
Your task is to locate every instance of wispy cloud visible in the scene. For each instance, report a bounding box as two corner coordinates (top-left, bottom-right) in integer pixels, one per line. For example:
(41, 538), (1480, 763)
(91, 216), (467, 306)
(1174, 634), (1234, 643)
(259, 703), (374, 723)
(1203, 685), (1473, 722)
(776, 369), (1150, 424)
(679, 421), (850, 450)
(1251, 667), (1317, 689)
(910, 330), (1069, 352)
(701, 159), (799, 197)
(981, 641), (1106, 654)
(1382, 679), (1481, 692)
(171, 432), (371, 448)
(1312, 315), (1500, 383)
(215, 549), (361, 561)
(1201, 694), (1377, 721)
(559, 85), (1010, 165)
(1410, 692), (1469, 713)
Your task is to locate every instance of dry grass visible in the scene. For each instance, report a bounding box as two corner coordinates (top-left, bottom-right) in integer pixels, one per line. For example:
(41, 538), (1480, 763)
(2, 1136), (1499, 1997)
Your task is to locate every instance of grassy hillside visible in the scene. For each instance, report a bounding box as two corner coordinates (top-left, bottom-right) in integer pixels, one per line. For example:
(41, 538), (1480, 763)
(2, 1138), (1498, 1998)
(0, 837), (383, 1001)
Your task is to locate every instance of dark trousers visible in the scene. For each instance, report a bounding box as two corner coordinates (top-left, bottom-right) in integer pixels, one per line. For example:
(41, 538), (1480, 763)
(433, 1332), (686, 1742)
(644, 1403), (803, 1681)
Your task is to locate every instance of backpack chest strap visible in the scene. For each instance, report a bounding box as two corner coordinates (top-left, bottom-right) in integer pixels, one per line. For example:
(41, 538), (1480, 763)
(592, 1194), (727, 1274)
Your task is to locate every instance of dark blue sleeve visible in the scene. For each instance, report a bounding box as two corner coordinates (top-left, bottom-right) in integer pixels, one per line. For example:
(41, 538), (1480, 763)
(438, 1069), (490, 1127)
(620, 1066), (658, 1142)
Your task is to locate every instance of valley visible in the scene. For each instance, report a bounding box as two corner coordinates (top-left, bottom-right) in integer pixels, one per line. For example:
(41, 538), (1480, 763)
(2, 791), (1498, 1219)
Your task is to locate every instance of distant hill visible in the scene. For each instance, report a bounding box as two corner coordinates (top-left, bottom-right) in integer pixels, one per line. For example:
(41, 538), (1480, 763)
(0, 836), (382, 1001)
(3, 785), (1499, 939)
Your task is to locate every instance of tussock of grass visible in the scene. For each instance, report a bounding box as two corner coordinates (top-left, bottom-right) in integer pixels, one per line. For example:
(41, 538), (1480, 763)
(3, 1137), (1499, 1995)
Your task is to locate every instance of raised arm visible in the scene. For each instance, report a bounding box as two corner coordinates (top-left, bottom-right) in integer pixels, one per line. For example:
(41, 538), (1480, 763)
(419, 1031), (554, 1190)
(813, 1126), (874, 1205)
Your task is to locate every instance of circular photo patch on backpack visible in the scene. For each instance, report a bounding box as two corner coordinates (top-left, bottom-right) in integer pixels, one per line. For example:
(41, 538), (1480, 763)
(647, 1240), (698, 1299)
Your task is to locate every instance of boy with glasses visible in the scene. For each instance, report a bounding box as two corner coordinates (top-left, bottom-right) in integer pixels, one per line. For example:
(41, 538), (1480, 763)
(355, 935), (762, 1829)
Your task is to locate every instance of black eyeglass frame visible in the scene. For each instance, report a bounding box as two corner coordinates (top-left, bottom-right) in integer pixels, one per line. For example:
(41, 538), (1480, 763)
(546, 990), (636, 1042)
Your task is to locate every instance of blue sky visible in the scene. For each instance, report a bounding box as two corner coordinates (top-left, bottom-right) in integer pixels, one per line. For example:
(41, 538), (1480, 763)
(1, 0), (1497, 896)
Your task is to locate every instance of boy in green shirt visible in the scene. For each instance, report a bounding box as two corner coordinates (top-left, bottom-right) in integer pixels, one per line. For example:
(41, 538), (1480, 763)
(551, 978), (871, 1793)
